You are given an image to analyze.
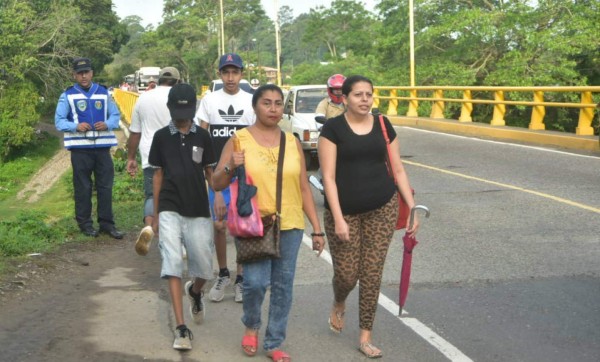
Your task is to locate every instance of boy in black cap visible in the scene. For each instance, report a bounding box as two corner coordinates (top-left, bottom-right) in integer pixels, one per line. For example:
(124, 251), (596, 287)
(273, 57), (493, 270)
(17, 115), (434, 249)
(55, 57), (123, 239)
(148, 83), (216, 350)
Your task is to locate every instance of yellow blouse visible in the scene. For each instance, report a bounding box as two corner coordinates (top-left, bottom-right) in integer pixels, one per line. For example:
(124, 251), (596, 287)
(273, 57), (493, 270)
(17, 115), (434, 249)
(236, 128), (304, 231)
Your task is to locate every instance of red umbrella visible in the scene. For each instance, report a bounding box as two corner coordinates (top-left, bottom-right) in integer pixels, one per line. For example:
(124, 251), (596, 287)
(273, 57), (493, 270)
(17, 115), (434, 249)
(399, 205), (430, 316)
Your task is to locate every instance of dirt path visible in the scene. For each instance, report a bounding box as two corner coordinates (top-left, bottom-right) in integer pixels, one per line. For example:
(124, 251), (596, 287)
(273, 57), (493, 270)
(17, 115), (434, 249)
(0, 230), (337, 362)
(16, 124), (127, 203)
(16, 149), (70, 203)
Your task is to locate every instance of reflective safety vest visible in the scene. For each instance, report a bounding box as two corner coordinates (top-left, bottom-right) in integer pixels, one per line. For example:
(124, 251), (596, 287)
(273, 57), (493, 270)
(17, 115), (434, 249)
(62, 83), (118, 149)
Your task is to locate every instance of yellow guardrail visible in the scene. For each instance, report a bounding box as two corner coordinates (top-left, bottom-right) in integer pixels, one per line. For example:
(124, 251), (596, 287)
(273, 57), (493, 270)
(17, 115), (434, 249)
(112, 89), (139, 126)
(373, 86), (600, 136)
(115, 86), (599, 149)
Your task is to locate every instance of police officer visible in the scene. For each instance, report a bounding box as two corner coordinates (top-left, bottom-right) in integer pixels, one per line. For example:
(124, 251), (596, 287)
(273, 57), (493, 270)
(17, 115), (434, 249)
(55, 57), (124, 239)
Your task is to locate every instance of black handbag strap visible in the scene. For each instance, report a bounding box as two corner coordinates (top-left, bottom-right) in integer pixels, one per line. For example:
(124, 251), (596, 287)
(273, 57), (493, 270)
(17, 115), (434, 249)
(276, 131), (286, 214)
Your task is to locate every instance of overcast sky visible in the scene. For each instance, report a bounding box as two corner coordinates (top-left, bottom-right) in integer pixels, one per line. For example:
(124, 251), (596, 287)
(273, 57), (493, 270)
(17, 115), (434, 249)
(113, 0), (376, 27)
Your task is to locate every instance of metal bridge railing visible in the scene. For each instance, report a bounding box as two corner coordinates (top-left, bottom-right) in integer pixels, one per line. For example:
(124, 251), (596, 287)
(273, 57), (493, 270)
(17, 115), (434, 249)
(112, 89), (139, 126)
(373, 86), (600, 136)
(115, 86), (600, 140)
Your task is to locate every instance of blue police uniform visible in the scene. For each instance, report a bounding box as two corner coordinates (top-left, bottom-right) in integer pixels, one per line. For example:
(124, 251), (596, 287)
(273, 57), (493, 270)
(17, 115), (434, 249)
(55, 76), (121, 234)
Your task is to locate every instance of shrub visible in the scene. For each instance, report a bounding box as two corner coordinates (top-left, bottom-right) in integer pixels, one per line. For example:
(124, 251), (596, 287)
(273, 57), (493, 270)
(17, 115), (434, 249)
(0, 81), (40, 160)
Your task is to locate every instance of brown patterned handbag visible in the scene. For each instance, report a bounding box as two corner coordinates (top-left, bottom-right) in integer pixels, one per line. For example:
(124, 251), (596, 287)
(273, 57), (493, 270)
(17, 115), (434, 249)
(235, 132), (285, 263)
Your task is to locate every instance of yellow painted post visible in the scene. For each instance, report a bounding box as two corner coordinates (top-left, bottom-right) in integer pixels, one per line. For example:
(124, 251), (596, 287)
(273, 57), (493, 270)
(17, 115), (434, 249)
(576, 91), (595, 135)
(529, 91), (545, 130)
(373, 88), (380, 110)
(459, 90), (473, 122)
(387, 89), (398, 116)
(490, 90), (506, 126)
(407, 89), (419, 116)
(430, 89), (444, 118)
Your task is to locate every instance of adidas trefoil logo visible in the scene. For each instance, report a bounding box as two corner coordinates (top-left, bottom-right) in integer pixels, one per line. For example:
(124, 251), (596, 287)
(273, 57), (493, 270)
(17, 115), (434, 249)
(219, 105), (244, 123)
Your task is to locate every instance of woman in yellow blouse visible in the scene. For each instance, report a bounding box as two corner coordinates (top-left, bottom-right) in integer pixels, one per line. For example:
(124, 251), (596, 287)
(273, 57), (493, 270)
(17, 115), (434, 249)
(212, 84), (324, 362)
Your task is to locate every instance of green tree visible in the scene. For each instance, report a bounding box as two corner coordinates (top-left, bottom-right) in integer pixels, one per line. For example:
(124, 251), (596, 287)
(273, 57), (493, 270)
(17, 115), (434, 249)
(304, 0), (375, 60)
(131, 0), (268, 86)
(0, 0), (127, 159)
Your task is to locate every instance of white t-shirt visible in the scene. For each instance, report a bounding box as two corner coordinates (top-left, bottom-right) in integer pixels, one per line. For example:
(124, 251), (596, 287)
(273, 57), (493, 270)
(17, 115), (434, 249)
(194, 89), (255, 159)
(129, 86), (172, 169)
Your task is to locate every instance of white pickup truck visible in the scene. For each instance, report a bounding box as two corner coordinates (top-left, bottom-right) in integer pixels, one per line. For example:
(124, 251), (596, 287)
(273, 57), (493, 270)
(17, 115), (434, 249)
(279, 85), (328, 169)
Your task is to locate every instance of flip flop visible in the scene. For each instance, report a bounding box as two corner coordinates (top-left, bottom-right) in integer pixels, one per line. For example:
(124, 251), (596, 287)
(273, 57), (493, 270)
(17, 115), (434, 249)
(328, 307), (345, 333)
(241, 334), (258, 356)
(358, 342), (383, 359)
(267, 350), (290, 362)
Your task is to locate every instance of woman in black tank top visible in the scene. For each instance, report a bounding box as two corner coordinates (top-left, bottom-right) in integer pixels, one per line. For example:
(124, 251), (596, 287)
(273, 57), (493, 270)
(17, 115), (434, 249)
(318, 75), (419, 358)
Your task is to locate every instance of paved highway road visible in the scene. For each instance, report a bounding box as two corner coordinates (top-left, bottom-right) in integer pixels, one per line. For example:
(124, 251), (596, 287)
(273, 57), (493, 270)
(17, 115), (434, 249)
(1, 126), (598, 361)
(373, 127), (600, 361)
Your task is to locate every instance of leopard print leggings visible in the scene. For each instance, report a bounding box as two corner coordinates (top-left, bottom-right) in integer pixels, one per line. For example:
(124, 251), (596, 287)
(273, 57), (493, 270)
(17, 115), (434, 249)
(324, 193), (398, 331)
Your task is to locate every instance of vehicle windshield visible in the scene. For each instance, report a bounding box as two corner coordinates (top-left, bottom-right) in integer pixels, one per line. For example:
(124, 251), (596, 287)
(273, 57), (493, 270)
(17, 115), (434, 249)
(140, 74), (158, 82)
(295, 89), (327, 113)
(212, 81), (254, 94)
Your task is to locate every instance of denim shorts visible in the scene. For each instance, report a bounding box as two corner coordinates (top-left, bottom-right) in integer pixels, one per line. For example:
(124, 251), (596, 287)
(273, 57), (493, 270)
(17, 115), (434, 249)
(143, 167), (155, 219)
(158, 211), (214, 280)
(208, 185), (231, 221)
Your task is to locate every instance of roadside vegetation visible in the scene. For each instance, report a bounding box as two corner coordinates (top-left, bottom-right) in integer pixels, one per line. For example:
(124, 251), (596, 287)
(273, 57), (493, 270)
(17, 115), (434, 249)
(0, 130), (144, 274)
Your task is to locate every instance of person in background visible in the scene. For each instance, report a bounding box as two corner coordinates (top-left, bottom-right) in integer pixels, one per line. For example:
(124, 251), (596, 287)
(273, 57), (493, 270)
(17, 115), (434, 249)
(212, 84), (325, 362)
(126, 67), (181, 256)
(55, 57), (123, 239)
(147, 78), (157, 91)
(318, 75), (419, 358)
(195, 53), (255, 303)
(148, 83), (216, 351)
(250, 78), (260, 92)
(315, 74), (346, 119)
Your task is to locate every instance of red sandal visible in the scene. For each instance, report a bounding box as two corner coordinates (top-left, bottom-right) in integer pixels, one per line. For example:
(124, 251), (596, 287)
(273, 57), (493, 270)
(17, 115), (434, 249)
(241, 334), (258, 356)
(267, 350), (290, 362)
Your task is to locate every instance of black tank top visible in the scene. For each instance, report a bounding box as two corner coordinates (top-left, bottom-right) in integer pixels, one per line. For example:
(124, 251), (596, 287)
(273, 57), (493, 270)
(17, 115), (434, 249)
(319, 114), (396, 215)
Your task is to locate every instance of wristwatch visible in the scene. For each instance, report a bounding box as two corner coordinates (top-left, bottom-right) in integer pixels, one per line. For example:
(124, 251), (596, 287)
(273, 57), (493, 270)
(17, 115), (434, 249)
(224, 165), (231, 175)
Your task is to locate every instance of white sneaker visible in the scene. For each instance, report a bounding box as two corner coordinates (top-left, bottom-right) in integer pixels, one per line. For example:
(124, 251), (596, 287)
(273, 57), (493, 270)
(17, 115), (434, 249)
(185, 281), (205, 324)
(172, 325), (193, 350)
(208, 275), (230, 302)
(234, 281), (243, 303)
(134, 226), (154, 256)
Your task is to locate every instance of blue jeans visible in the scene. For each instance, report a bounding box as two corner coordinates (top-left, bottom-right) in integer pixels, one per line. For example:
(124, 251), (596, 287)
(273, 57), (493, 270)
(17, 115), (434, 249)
(241, 229), (303, 351)
(142, 167), (156, 220)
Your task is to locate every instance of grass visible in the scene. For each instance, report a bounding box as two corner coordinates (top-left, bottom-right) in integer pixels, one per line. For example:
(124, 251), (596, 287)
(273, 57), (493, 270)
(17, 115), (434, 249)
(0, 132), (61, 203)
(0, 133), (145, 273)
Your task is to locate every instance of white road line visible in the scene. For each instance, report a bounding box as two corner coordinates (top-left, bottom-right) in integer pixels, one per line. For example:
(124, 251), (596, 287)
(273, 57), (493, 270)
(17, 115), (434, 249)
(398, 126), (600, 159)
(302, 235), (473, 362)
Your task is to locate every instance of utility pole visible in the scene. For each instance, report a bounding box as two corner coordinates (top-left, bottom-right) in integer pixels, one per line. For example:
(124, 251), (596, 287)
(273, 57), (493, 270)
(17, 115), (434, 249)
(219, 0), (225, 54)
(275, 0), (282, 86)
(409, 0), (415, 87)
